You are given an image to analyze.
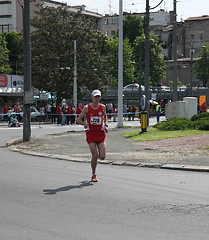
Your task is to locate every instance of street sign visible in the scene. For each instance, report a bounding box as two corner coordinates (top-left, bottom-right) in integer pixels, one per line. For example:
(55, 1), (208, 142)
(141, 95), (146, 111)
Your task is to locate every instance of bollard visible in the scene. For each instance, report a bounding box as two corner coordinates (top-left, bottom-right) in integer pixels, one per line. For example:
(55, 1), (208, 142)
(140, 111), (148, 133)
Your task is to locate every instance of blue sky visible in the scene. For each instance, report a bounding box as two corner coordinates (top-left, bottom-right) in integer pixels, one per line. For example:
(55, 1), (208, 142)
(64, 0), (209, 21)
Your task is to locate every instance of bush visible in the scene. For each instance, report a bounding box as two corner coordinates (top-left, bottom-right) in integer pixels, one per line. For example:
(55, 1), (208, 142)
(154, 117), (195, 131)
(191, 112), (209, 121)
(193, 120), (209, 131)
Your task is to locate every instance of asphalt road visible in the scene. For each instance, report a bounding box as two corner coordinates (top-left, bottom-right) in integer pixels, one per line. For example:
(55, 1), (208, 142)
(1, 121), (209, 239)
(1, 142), (209, 239)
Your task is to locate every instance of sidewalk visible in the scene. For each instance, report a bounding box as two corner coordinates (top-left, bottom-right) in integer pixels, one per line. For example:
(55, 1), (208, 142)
(6, 116), (209, 172)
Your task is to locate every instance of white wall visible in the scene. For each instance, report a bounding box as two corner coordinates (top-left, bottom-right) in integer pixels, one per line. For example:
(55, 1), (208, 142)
(165, 97), (197, 119)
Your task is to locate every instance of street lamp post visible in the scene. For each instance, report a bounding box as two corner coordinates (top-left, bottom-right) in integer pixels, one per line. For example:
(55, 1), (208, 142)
(117, 0), (123, 128)
(190, 42), (194, 96)
(73, 40), (77, 109)
(172, 0), (178, 101)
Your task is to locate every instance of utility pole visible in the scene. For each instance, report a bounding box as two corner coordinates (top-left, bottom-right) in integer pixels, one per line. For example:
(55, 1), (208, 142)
(190, 42), (194, 96)
(23, 0), (32, 141)
(117, 0), (123, 128)
(73, 40), (77, 109)
(172, 0), (178, 102)
(144, 0), (150, 115)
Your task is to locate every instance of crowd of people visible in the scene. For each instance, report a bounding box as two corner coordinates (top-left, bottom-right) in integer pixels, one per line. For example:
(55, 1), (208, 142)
(0, 100), (208, 126)
(38, 102), (84, 125)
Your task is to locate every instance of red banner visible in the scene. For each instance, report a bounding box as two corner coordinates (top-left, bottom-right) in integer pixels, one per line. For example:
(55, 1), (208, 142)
(0, 75), (8, 87)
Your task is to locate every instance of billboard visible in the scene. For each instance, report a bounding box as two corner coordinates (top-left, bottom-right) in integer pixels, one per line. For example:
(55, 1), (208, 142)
(0, 75), (24, 88)
(0, 75), (9, 87)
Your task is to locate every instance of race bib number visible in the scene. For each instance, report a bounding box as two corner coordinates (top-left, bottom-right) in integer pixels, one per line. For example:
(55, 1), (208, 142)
(90, 116), (102, 125)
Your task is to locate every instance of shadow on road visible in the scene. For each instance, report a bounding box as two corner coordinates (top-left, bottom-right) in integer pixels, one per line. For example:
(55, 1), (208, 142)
(43, 180), (93, 195)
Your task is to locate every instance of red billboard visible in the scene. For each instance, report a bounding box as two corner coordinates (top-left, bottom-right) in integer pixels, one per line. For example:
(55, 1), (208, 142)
(0, 75), (8, 87)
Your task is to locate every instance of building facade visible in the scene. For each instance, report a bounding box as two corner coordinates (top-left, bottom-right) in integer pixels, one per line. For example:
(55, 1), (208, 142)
(0, 0), (102, 33)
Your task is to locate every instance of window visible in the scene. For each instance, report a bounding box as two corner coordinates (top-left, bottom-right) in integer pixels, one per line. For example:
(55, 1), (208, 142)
(200, 33), (203, 41)
(191, 34), (195, 40)
(104, 19), (109, 25)
(0, 24), (11, 33)
(190, 49), (195, 58)
(0, 15), (12, 18)
(0, 1), (12, 4)
(111, 31), (116, 36)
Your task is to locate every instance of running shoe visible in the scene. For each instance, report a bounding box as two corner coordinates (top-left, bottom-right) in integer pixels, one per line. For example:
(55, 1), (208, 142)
(91, 175), (98, 182)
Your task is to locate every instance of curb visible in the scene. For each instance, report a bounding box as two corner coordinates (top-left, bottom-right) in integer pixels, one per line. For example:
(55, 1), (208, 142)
(6, 137), (209, 172)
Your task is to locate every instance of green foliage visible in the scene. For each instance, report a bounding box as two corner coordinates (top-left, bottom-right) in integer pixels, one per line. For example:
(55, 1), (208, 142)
(0, 34), (12, 74)
(194, 120), (209, 130)
(154, 114), (209, 131)
(191, 112), (209, 130)
(191, 112), (209, 121)
(105, 37), (135, 87)
(3, 31), (23, 75)
(194, 44), (209, 87)
(133, 33), (166, 86)
(154, 118), (195, 131)
(123, 15), (144, 46)
(31, 6), (113, 103)
(122, 128), (209, 141)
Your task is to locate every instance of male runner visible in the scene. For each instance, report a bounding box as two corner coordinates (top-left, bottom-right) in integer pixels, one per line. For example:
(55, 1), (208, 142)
(76, 89), (108, 182)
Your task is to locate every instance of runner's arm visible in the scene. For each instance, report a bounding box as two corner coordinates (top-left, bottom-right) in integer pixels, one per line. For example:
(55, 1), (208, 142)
(76, 105), (88, 129)
(102, 104), (108, 132)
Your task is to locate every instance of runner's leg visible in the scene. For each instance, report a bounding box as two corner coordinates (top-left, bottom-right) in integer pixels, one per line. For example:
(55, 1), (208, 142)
(97, 142), (106, 160)
(88, 143), (98, 175)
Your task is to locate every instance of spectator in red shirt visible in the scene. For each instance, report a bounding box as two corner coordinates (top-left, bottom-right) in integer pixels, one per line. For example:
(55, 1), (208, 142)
(55, 104), (61, 125)
(201, 102), (207, 112)
(3, 104), (8, 122)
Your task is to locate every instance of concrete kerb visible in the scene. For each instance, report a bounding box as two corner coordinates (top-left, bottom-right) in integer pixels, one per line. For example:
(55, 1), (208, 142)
(6, 138), (209, 172)
(6, 132), (209, 173)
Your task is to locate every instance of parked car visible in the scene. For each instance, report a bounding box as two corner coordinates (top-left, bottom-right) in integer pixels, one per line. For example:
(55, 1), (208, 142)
(177, 86), (187, 91)
(160, 86), (171, 91)
(31, 106), (41, 121)
(123, 83), (145, 92)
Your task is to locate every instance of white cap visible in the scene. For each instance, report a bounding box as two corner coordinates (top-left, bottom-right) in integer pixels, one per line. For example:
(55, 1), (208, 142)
(92, 89), (101, 97)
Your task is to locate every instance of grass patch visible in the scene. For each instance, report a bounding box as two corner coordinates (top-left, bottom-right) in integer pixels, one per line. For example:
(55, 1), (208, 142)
(198, 146), (209, 150)
(122, 128), (209, 141)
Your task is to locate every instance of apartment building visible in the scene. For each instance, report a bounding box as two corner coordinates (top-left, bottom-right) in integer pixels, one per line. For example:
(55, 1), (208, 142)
(0, 0), (102, 33)
(98, 9), (171, 37)
(184, 15), (209, 58)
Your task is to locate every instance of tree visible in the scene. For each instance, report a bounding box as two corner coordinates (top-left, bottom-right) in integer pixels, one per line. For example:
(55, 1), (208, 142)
(3, 31), (23, 75)
(123, 15), (144, 46)
(133, 32), (166, 86)
(0, 34), (12, 74)
(104, 36), (135, 87)
(31, 6), (113, 103)
(194, 44), (209, 87)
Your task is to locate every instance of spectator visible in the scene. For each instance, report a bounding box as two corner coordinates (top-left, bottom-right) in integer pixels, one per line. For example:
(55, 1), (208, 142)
(61, 104), (67, 125)
(51, 103), (56, 123)
(131, 105), (136, 121)
(14, 102), (22, 122)
(40, 105), (46, 122)
(107, 102), (113, 119)
(201, 102), (207, 112)
(3, 104), (8, 122)
(56, 104), (62, 125)
(156, 103), (161, 123)
(46, 103), (52, 121)
(123, 103), (127, 120)
(113, 104), (118, 122)
(127, 105), (132, 121)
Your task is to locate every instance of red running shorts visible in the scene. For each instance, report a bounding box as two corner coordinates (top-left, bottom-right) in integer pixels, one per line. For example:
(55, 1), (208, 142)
(86, 130), (106, 144)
